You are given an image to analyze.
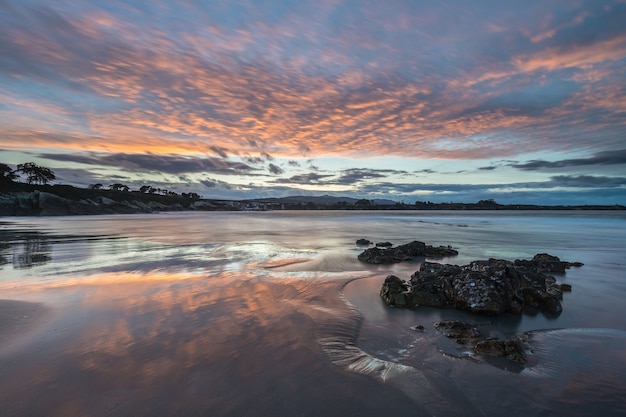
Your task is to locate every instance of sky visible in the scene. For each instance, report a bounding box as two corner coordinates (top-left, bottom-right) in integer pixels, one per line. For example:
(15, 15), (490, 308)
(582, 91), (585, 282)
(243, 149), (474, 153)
(1, 0), (625, 205)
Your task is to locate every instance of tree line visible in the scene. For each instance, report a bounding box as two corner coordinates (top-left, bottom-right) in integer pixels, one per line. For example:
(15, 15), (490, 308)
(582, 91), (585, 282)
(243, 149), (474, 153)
(1, 162), (56, 185)
(0, 162), (200, 199)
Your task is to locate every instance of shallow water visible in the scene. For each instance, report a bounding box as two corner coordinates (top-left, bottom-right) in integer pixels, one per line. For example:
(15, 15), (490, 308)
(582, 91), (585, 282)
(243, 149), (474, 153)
(0, 210), (625, 416)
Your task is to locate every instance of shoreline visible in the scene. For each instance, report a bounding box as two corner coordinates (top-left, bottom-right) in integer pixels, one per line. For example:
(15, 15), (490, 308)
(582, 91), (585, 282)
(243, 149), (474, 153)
(1, 184), (623, 216)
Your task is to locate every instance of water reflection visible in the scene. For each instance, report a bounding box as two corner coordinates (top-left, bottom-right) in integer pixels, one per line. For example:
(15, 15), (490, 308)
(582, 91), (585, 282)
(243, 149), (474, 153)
(1, 211), (625, 417)
(12, 236), (51, 269)
(0, 230), (53, 269)
(0, 271), (418, 417)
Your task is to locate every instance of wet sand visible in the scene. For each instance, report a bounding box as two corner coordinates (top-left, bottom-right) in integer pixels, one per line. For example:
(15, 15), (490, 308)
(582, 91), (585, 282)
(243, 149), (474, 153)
(0, 274), (421, 417)
(2, 210), (626, 416)
(0, 299), (50, 353)
(343, 276), (626, 417)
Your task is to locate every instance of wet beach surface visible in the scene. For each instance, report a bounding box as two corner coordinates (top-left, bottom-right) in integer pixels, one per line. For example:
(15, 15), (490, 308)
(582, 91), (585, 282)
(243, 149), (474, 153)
(0, 273), (420, 417)
(1, 211), (625, 416)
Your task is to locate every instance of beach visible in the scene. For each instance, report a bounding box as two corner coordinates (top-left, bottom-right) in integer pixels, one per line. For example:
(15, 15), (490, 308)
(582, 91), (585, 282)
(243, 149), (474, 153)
(1, 211), (625, 416)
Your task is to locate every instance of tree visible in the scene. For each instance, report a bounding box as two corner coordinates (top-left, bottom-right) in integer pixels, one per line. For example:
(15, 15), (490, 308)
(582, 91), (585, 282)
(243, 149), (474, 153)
(89, 183), (103, 190)
(139, 185), (151, 193)
(182, 192), (200, 200)
(0, 163), (17, 182)
(16, 162), (56, 185)
(110, 183), (129, 192)
(477, 199), (499, 207)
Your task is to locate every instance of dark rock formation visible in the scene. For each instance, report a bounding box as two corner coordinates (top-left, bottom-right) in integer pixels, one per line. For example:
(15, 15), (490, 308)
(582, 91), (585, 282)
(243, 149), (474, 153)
(473, 339), (527, 364)
(0, 190), (192, 216)
(431, 320), (529, 364)
(380, 254), (581, 316)
(431, 320), (528, 364)
(359, 240), (458, 264)
(375, 241), (393, 247)
(355, 239), (372, 246)
(379, 275), (411, 307)
(514, 253), (584, 273)
(433, 320), (480, 342)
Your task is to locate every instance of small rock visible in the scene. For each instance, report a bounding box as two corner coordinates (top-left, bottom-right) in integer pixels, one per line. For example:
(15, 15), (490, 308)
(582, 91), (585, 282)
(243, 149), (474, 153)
(433, 320), (480, 342)
(375, 241), (393, 247)
(355, 238), (372, 246)
(474, 339), (527, 364)
(360, 240), (458, 264)
(560, 283), (572, 292)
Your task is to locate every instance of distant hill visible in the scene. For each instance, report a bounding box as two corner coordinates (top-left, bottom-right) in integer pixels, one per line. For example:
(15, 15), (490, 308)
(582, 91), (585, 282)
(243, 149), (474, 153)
(0, 182), (230, 216)
(245, 194), (398, 206)
(1, 182), (623, 216)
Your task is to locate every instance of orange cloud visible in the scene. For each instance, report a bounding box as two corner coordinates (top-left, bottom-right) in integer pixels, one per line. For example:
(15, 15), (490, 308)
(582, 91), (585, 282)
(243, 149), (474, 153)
(1, 0), (625, 167)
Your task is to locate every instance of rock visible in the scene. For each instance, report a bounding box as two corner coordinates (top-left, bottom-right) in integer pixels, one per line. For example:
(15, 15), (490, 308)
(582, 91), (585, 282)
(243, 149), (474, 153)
(355, 239), (372, 246)
(379, 275), (412, 307)
(514, 253), (583, 273)
(358, 240), (458, 264)
(411, 325), (425, 332)
(409, 262), (460, 307)
(432, 320), (528, 364)
(560, 283), (572, 292)
(38, 192), (70, 215)
(452, 271), (510, 315)
(375, 241), (393, 247)
(473, 339), (527, 364)
(380, 253), (580, 316)
(433, 320), (480, 343)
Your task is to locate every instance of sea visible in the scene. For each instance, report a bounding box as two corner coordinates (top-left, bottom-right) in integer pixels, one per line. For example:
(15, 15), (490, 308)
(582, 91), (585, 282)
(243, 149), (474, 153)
(0, 210), (625, 417)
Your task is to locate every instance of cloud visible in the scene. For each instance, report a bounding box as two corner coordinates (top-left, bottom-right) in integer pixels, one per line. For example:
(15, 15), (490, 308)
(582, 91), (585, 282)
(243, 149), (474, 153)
(274, 173), (334, 184)
(0, 1), (624, 164)
(547, 175), (626, 188)
(243, 156), (265, 164)
(209, 146), (229, 158)
(511, 149), (626, 170)
(355, 174), (626, 197)
(0, 0), (625, 207)
(333, 168), (406, 185)
(39, 152), (255, 175)
(267, 163), (284, 175)
(200, 178), (232, 190)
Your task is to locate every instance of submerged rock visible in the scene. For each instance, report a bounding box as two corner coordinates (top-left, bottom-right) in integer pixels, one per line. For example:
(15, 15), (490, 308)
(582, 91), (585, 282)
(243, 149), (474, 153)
(375, 241), (393, 247)
(514, 253), (584, 273)
(380, 254), (581, 316)
(432, 320), (529, 364)
(433, 320), (480, 342)
(474, 339), (527, 364)
(358, 240), (458, 264)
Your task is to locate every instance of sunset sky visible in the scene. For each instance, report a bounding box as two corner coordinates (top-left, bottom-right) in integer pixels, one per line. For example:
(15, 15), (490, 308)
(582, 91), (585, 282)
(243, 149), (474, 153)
(1, 0), (625, 205)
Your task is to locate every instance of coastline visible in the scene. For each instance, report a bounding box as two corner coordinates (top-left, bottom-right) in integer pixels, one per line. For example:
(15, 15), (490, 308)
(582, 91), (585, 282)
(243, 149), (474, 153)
(0, 183), (623, 216)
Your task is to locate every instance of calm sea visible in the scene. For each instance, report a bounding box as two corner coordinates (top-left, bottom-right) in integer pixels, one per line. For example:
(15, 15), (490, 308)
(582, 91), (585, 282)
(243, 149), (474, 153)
(0, 210), (625, 416)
